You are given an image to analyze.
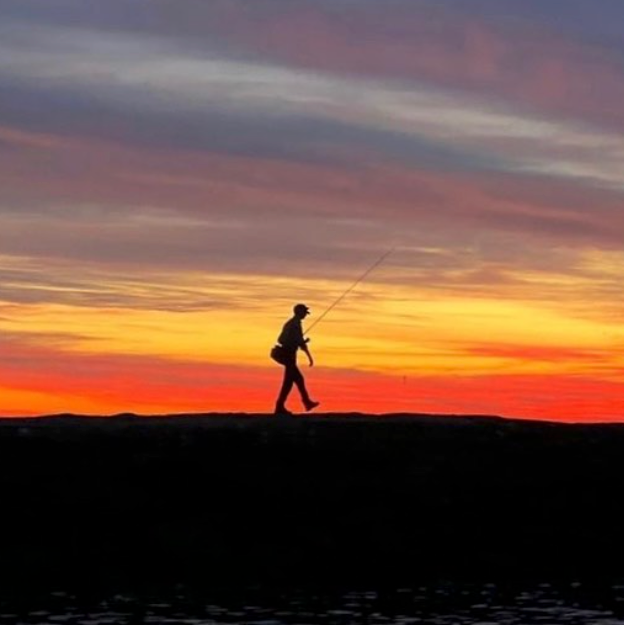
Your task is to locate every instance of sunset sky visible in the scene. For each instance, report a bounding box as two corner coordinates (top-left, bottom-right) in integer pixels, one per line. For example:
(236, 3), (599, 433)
(1, 0), (623, 420)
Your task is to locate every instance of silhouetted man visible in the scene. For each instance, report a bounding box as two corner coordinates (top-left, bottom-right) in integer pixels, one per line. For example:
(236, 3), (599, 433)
(274, 303), (320, 415)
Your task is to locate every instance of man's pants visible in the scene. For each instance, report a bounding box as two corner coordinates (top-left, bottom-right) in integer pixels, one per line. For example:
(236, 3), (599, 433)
(276, 352), (311, 408)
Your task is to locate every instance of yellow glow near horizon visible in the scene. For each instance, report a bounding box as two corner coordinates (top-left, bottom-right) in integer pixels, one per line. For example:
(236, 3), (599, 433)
(1, 267), (621, 382)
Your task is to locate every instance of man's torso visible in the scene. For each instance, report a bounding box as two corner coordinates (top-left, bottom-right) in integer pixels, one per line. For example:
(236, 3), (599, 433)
(278, 317), (303, 350)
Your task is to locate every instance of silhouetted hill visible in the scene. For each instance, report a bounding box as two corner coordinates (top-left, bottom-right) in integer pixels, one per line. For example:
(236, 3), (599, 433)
(1, 413), (623, 591)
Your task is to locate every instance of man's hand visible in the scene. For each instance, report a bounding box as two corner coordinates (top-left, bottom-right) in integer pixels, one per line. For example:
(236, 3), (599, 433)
(308, 356), (314, 367)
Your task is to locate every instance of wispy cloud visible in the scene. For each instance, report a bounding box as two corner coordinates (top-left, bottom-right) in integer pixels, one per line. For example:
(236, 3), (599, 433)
(2, 19), (624, 190)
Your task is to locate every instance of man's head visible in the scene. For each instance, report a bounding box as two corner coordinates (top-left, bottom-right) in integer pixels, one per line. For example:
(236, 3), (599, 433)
(293, 303), (310, 319)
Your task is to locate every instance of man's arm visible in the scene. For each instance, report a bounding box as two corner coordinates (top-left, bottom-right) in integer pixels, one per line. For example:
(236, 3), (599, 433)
(300, 340), (314, 367)
(297, 324), (314, 367)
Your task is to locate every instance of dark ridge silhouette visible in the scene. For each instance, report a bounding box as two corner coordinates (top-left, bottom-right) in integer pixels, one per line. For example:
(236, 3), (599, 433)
(1, 412), (623, 593)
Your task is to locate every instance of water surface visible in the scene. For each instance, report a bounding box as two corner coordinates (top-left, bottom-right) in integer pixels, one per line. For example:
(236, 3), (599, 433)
(3, 582), (624, 624)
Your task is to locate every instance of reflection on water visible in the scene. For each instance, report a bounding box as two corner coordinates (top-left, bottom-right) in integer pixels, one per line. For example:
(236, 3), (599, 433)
(3, 583), (624, 624)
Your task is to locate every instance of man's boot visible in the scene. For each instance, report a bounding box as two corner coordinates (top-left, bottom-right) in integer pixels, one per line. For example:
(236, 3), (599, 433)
(274, 404), (292, 415)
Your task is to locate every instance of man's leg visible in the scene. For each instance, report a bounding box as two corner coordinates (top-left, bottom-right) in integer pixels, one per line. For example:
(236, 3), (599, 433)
(292, 365), (311, 405)
(293, 366), (319, 411)
(275, 364), (295, 413)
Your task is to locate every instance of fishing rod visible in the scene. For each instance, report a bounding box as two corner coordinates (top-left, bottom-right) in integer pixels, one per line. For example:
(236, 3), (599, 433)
(304, 247), (395, 336)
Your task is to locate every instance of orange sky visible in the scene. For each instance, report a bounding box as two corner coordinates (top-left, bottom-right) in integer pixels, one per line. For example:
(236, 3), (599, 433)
(0, 0), (623, 420)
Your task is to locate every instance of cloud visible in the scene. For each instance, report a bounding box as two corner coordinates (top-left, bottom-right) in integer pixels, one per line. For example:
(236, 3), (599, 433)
(2, 16), (624, 191)
(195, 0), (624, 128)
(466, 343), (615, 365)
(1, 127), (623, 312)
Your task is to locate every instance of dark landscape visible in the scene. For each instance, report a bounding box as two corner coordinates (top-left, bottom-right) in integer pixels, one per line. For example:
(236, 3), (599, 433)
(1, 413), (624, 594)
